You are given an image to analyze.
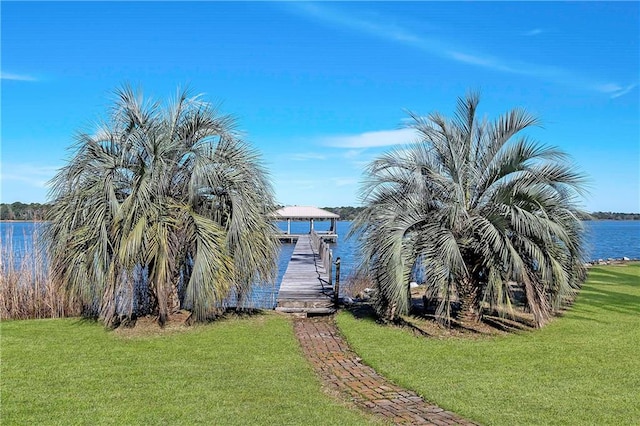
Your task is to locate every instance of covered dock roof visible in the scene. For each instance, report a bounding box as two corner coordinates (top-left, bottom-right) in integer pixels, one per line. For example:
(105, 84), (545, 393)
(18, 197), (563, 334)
(272, 206), (339, 240)
(272, 206), (339, 220)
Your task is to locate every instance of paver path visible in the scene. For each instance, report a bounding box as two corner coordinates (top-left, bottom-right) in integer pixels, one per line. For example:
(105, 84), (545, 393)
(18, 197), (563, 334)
(294, 316), (480, 426)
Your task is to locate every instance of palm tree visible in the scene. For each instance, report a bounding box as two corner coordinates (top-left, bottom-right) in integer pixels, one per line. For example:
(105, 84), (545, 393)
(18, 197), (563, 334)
(351, 93), (587, 328)
(46, 85), (279, 327)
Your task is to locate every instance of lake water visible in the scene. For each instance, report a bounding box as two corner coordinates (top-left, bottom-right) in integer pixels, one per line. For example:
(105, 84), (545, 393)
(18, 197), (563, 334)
(274, 220), (640, 274)
(2, 220), (639, 308)
(582, 220), (640, 261)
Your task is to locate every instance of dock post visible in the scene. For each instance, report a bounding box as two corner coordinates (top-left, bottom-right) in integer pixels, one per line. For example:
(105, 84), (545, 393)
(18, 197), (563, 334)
(334, 257), (341, 305)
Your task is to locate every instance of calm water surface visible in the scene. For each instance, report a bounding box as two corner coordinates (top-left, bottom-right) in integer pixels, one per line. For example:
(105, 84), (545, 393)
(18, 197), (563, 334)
(3, 220), (639, 308)
(276, 220), (640, 272)
(582, 221), (640, 261)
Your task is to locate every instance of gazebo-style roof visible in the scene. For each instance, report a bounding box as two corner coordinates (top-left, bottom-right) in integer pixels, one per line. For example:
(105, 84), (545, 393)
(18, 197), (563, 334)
(273, 206), (339, 220)
(272, 206), (339, 240)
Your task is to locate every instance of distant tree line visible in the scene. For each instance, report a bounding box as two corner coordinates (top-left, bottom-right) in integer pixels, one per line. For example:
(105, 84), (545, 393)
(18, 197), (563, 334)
(321, 206), (365, 221)
(4, 202), (361, 221)
(2, 203), (638, 222)
(589, 211), (640, 220)
(324, 208), (640, 221)
(0, 202), (52, 221)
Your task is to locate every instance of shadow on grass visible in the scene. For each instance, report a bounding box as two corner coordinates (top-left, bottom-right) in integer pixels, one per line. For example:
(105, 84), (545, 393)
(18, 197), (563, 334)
(73, 317), (100, 326)
(70, 307), (269, 331)
(575, 288), (640, 315)
(561, 313), (604, 324)
(344, 302), (378, 321)
(342, 302), (526, 337)
(342, 304), (434, 337)
(579, 266), (640, 316)
(481, 315), (534, 332)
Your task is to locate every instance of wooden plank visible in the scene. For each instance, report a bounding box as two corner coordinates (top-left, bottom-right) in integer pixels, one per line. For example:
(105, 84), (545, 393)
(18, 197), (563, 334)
(276, 234), (335, 314)
(275, 233), (338, 243)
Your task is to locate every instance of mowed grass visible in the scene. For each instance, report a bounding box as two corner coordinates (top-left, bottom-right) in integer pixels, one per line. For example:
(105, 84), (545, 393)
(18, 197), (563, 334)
(337, 264), (640, 425)
(1, 313), (375, 425)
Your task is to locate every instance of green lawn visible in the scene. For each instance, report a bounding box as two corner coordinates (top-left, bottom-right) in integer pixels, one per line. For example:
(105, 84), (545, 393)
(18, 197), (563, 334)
(336, 264), (640, 426)
(1, 313), (375, 425)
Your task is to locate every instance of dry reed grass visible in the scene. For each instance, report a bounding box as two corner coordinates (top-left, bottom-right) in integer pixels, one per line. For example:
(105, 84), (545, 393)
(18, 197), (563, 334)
(0, 224), (79, 319)
(342, 269), (375, 299)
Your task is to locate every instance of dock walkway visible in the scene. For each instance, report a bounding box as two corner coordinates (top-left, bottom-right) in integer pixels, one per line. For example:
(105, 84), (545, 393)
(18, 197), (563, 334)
(276, 234), (335, 315)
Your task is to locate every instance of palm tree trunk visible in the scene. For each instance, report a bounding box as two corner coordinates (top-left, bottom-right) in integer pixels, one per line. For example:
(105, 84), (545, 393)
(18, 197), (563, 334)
(154, 279), (168, 326)
(168, 285), (180, 314)
(457, 277), (481, 324)
(158, 282), (180, 326)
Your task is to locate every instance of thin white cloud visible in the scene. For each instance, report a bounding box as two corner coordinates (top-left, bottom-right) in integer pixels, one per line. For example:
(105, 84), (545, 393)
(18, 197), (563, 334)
(523, 28), (544, 36)
(323, 128), (417, 148)
(290, 3), (635, 98)
(343, 149), (365, 159)
(597, 83), (622, 93)
(1, 72), (37, 82)
(341, 148), (379, 169)
(288, 152), (327, 161)
(350, 159), (372, 169)
(0, 163), (59, 196)
(331, 177), (358, 187)
(273, 176), (318, 190)
(598, 83), (638, 99)
(448, 51), (515, 73)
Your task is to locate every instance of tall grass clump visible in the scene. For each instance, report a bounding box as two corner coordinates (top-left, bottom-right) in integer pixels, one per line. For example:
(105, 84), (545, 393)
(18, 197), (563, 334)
(0, 225), (79, 319)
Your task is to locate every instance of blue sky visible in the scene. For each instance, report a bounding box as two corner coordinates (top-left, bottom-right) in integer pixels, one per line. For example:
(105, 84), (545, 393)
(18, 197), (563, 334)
(2, 2), (638, 212)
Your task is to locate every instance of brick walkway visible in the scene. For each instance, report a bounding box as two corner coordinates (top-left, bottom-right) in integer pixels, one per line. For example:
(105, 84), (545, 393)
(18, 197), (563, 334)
(294, 316), (480, 426)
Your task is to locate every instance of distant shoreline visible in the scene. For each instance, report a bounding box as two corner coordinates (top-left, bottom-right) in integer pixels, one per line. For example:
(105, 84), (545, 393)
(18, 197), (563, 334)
(2, 203), (640, 221)
(0, 220), (49, 223)
(2, 218), (640, 223)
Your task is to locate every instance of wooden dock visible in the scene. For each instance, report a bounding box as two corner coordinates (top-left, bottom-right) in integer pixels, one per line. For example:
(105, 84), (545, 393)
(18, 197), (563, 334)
(276, 234), (335, 315)
(276, 232), (338, 243)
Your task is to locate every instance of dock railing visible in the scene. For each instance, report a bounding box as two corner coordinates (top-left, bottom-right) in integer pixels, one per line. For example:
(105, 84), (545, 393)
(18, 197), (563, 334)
(310, 230), (333, 286)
